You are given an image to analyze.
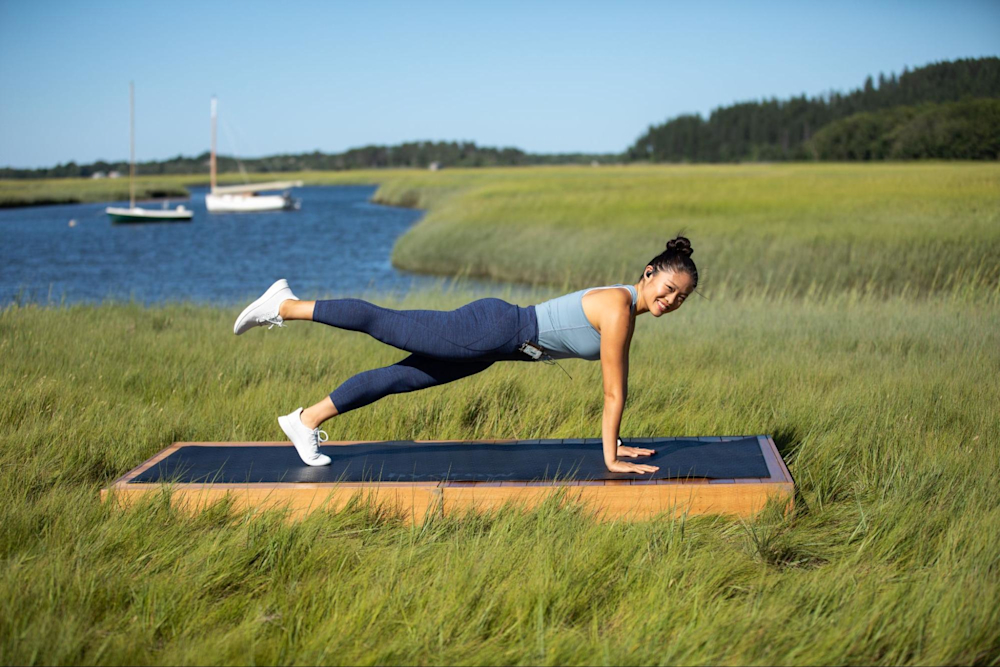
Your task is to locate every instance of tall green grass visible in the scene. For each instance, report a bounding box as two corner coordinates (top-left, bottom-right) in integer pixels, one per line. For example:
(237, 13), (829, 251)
(372, 163), (1000, 297)
(2, 288), (998, 664)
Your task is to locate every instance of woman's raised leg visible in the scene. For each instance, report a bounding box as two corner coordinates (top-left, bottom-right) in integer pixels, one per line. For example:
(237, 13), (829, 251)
(279, 299), (315, 321)
(303, 297), (533, 361)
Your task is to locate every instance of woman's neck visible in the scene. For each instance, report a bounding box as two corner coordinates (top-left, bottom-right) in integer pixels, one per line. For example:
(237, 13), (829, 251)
(632, 281), (651, 316)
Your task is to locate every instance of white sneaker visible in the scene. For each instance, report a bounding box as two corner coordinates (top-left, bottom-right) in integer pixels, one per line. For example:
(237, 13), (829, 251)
(234, 279), (299, 335)
(278, 408), (333, 466)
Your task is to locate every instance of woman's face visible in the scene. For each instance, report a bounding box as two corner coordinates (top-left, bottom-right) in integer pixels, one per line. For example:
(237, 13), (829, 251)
(644, 267), (694, 317)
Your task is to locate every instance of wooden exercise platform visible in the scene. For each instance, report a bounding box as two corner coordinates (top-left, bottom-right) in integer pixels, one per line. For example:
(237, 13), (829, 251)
(101, 436), (793, 522)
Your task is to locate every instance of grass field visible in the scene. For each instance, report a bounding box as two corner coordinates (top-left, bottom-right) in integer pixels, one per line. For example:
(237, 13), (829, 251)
(2, 286), (998, 664)
(2, 163), (999, 664)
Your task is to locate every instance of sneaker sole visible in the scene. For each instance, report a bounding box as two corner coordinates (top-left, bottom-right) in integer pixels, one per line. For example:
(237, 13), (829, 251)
(234, 279), (290, 335)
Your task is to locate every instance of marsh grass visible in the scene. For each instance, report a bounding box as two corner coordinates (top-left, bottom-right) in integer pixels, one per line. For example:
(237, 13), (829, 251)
(0, 177), (190, 208)
(369, 163), (1000, 297)
(2, 287), (998, 664)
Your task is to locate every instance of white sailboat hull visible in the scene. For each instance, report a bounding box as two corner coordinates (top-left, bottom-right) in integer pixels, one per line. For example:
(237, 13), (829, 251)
(205, 192), (298, 213)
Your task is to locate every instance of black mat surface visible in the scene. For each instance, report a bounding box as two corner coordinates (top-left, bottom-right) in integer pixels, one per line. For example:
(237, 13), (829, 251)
(130, 438), (771, 484)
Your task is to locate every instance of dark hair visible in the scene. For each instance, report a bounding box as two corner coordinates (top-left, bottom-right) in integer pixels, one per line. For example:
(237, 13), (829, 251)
(644, 236), (698, 287)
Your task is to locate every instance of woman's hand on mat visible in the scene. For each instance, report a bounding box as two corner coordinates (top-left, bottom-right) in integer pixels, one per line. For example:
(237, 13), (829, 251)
(605, 460), (659, 474)
(617, 445), (655, 458)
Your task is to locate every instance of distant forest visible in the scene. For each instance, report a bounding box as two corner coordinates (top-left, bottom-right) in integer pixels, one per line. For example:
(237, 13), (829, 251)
(627, 57), (1000, 162)
(0, 143), (616, 180)
(3, 57), (998, 178)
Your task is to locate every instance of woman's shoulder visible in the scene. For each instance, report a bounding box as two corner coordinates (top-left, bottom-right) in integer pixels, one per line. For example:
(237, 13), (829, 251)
(581, 285), (634, 328)
(540, 284), (634, 312)
(584, 284), (635, 306)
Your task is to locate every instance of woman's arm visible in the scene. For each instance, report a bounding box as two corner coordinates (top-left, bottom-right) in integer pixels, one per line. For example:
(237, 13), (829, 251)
(598, 298), (659, 474)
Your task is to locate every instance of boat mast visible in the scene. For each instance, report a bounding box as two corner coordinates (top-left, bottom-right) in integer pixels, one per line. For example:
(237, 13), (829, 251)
(129, 81), (135, 209)
(210, 96), (217, 193)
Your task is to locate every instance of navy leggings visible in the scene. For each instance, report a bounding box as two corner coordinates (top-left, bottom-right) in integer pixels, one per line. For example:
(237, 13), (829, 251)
(314, 298), (539, 414)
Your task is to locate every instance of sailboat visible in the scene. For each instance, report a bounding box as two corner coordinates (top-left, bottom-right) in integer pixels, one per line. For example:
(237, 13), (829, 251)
(204, 97), (302, 213)
(106, 82), (193, 223)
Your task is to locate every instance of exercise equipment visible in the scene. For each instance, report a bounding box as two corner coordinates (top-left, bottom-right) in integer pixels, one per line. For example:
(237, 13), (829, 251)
(101, 436), (793, 521)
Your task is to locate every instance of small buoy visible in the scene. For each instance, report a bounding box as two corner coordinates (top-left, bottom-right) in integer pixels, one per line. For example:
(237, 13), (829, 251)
(68, 219), (77, 227)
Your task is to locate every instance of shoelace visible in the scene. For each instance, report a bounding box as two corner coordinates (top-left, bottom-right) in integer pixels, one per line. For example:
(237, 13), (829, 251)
(259, 315), (284, 330)
(310, 429), (329, 451)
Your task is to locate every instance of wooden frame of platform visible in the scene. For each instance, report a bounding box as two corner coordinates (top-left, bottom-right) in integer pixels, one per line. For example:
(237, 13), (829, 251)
(101, 436), (793, 522)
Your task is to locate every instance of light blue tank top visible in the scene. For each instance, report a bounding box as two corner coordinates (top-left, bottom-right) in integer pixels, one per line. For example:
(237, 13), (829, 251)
(534, 284), (637, 361)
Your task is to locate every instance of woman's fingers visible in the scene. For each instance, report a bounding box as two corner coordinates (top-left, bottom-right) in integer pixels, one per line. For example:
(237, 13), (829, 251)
(606, 460), (660, 474)
(617, 446), (656, 457)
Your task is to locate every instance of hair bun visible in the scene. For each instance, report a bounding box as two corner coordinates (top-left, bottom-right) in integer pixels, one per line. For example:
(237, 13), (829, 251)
(666, 236), (693, 258)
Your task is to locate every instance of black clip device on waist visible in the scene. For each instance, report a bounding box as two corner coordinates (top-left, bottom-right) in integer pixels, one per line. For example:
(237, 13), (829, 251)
(518, 341), (544, 360)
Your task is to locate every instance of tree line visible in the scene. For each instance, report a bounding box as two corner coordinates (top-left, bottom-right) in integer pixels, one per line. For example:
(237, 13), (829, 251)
(4, 57), (998, 178)
(626, 57), (1000, 162)
(811, 98), (1000, 160)
(0, 142), (617, 180)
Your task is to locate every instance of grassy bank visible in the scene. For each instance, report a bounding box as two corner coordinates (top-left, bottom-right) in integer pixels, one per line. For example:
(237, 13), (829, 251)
(2, 289), (998, 664)
(0, 172), (387, 208)
(367, 163), (1000, 297)
(0, 177), (190, 208)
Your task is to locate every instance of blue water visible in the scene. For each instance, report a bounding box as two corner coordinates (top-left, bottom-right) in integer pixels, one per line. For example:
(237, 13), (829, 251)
(0, 185), (482, 306)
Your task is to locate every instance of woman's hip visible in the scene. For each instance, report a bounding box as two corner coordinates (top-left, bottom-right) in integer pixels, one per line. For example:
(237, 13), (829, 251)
(438, 298), (539, 359)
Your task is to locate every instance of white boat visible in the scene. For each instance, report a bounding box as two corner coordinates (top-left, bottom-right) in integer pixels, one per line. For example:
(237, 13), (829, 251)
(107, 82), (193, 224)
(205, 182), (302, 213)
(205, 97), (302, 213)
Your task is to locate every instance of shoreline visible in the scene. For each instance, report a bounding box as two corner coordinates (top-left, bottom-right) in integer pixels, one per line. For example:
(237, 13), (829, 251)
(0, 193), (193, 209)
(3, 164), (998, 297)
(0, 181), (193, 209)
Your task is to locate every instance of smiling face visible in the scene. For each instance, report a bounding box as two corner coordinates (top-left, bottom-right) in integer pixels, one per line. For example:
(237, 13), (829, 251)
(642, 267), (695, 316)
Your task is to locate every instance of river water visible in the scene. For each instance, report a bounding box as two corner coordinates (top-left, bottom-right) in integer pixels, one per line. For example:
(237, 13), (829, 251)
(0, 185), (485, 306)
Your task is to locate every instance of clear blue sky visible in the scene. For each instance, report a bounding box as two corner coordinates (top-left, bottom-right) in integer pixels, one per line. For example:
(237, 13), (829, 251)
(1, 0), (998, 168)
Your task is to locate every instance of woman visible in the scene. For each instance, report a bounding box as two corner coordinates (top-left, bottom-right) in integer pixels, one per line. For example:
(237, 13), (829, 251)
(234, 237), (697, 474)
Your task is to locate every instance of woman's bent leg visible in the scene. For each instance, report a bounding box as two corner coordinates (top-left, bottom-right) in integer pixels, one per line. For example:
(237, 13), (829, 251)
(312, 298), (535, 360)
(300, 396), (337, 430)
(330, 354), (494, 415)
